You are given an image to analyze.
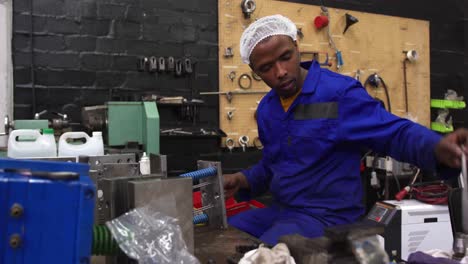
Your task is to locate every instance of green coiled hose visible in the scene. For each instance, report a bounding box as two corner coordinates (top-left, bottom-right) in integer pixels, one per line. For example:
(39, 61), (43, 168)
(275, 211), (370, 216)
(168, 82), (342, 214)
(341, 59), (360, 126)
(92, 225), (120, 256)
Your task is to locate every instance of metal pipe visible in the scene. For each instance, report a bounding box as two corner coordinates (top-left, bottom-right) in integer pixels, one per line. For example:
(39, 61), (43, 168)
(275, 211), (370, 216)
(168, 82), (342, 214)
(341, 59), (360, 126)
(403, 59), (409, 113)
(193, 204), (215, 213)
(29, 0), (36, 115)
(193, 181), (214, 189)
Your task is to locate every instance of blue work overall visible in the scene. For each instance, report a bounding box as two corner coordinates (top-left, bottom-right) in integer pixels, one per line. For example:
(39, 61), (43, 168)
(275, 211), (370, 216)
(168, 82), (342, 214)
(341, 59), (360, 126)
(229, 61), (443, 245)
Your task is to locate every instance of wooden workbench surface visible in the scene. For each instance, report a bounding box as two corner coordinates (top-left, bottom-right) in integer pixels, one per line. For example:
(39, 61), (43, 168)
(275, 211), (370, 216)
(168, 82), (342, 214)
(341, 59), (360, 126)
(195, 226), (260, 263)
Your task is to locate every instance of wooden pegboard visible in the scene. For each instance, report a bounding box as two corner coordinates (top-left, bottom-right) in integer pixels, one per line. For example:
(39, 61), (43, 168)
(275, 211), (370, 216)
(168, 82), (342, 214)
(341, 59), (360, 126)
(218, 0), (430, 148)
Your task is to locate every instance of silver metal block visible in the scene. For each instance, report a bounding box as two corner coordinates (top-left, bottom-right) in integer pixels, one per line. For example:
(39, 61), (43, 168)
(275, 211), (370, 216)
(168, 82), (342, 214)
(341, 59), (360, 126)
(150, 153), (167, 178)
(88, 154), (138, 225)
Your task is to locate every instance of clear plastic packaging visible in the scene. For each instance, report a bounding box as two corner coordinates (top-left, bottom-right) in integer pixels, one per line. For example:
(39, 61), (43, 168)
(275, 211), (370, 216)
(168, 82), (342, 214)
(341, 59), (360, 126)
(106, 207), (199, 264)
(349, 235), (389, 264)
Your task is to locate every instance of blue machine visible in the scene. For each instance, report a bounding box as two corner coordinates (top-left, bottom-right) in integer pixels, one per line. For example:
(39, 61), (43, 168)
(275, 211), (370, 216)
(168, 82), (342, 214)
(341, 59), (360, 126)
(0, 158), (95, 264)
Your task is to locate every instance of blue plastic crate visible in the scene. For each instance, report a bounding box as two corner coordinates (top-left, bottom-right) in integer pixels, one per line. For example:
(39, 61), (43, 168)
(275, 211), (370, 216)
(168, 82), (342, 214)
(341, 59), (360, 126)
(0, 158), (95, 264)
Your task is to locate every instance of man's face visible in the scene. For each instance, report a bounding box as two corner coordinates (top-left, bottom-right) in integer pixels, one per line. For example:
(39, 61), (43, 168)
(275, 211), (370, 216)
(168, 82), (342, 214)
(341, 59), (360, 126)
(249, 35), (302, 98)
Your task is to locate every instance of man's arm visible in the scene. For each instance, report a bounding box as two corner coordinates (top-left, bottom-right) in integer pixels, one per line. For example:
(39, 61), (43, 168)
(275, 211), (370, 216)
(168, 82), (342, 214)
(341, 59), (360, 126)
(435, 129), (468, 168)
(337, 80), (446, 172)
(223, 106), (274, 198)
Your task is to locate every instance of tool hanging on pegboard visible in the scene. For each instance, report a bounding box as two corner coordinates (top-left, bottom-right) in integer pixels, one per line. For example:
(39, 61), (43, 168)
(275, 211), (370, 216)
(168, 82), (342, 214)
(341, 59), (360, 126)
(343, 13), (359, 34)
(315, 6), (344, 70)
(225, 138), (235, 153)
(224, 47), (234, 58)
(300, 51), (332, 67)
(238, 135), (250, 152)
(402, 50), (418, 114)
(238, 74), (253, 89)
(226, 109), (236, 120)
(241, 0), (256, 19)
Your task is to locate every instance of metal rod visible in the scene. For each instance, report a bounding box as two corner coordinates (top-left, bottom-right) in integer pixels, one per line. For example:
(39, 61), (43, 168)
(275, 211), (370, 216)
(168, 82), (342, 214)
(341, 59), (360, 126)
(462, 150), (467, 191)
(384, 172), (390, 200)
(410, 169), (421, 185)
(200, 90), (269, 95)
(192, 181), (214, 189)
(29, 0), (36, 115)
(403, 59), (409, 113)
(193, 204), (214, 213)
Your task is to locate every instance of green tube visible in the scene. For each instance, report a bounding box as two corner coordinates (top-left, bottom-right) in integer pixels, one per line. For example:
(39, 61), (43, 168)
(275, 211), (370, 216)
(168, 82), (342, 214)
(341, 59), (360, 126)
(92, 225), (120, 256)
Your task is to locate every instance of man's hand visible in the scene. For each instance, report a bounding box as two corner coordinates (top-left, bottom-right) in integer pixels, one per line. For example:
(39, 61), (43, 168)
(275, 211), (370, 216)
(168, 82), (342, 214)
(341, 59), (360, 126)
(435, 128), (468, 168)
(223, 172), (249, 198)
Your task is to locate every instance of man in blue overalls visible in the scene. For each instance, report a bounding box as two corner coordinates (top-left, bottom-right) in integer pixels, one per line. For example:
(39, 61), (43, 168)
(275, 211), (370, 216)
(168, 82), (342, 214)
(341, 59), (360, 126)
(224, 14), (468, 245)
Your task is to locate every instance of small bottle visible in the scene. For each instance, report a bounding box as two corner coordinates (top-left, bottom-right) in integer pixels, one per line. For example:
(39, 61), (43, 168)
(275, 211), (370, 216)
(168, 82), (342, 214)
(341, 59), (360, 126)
(139, 152), (150, 175)
(91, 131), (104, 156)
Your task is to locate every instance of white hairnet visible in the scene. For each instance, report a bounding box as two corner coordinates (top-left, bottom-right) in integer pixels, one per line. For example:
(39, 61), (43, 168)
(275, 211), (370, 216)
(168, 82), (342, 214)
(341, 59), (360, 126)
(240, 14), (297, 65)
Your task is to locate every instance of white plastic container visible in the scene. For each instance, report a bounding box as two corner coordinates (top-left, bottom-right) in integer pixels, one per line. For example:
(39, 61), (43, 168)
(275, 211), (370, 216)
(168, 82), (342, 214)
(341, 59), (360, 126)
(139, 152), (151, 175)
(7, 129), (57, 158)
(58, 131), (104, 158)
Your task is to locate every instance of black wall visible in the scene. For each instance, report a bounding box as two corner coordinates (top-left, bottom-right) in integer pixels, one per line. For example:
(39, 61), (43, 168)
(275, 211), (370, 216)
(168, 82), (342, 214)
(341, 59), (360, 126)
(12, 0), (219, 128)
(11, 0), (467, 173)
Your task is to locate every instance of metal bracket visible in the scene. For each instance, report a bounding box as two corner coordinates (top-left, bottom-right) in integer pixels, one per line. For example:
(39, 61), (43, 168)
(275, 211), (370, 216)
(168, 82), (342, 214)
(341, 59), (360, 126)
(137, 57), (148, 72)
(239, 135), (250, 152)
(227, 110), (235, 120)
(175, 59), (183, 76)
(1, 115), (12, 135)
(224, 47), (234, 58)
(197, 160), (228, 229)
(158, 57), (166, 72)
(251, 71), (262, 81)
(228, 71), (236, 82)
(297, 28), (304, 39)
(226, 92), (233, 103)
(241, 0), (256, 18)
(238, 73), (252, 89)
(300, 51), (331, 67)
(149, 56), (158, 72)
(167, 56), (175, 72)
(200, 90), (268, 103)
(226, 138), (235, 153)
(34, 110), (47, 120)
(184, 58), (193, 74)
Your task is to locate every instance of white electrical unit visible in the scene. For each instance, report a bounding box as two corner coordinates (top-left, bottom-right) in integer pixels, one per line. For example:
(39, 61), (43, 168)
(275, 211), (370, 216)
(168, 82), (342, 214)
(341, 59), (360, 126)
(366, 155), (415, 176)
(366, 199), (453, 261)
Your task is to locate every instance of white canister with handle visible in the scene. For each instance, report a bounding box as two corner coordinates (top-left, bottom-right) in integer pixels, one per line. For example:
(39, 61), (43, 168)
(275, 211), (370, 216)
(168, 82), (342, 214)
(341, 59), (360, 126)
(58, 131), (104, 158)
(7, 128), (57, 158)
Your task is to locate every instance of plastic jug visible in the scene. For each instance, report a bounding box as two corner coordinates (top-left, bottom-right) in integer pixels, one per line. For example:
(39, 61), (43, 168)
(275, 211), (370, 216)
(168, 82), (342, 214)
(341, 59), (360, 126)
(58, 131), (104, 158)
(7, 129), (57, 158)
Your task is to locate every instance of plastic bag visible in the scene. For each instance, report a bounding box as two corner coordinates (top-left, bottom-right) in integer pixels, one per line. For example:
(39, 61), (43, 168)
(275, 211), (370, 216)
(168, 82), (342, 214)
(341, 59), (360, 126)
(106, 207), (200, 264)
(349, 235), (389, 264)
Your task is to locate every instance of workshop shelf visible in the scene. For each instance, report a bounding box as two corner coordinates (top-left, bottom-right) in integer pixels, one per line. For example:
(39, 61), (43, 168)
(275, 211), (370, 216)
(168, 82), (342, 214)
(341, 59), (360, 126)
(430, 99), (466, 109)
(430, 122), (454, 133)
